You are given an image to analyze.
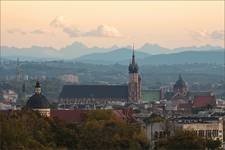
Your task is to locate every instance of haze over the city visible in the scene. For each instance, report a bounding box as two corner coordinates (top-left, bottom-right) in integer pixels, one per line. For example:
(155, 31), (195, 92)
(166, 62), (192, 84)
(1, 1), (224, 53)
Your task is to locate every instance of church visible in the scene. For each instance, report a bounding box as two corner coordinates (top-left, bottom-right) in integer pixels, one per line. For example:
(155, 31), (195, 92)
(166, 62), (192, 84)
(59, 47), (142, 107)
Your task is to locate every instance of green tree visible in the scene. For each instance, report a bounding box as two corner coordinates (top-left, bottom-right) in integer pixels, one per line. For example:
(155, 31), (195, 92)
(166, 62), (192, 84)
(157, 130), (206, 150)
(0, 109), (149, 150)
(157, 130), (222, 150)
(206, 138), (222, 150)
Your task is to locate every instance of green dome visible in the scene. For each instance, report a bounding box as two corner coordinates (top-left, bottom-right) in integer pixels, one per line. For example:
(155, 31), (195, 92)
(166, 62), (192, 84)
(174, 74), (187, 89)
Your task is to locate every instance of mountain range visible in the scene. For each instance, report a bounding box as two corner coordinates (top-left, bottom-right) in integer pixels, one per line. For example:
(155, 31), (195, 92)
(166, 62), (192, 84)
(1, 42), (224, 65)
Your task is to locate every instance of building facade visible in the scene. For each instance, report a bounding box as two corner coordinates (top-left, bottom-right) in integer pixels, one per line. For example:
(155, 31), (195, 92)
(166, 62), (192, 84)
(174, 116), (223, 142)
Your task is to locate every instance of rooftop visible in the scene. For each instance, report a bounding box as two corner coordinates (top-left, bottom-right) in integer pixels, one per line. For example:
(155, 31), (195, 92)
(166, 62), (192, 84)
(59, 85), (128, 99)
(173, 116), (221, 124)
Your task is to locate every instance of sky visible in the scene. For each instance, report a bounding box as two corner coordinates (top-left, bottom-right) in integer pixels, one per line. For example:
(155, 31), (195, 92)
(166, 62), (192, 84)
(1, 1), (224, 49)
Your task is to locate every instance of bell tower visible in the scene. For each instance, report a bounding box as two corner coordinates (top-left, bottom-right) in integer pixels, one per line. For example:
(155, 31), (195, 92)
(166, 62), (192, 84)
(128, 44), (141, 102)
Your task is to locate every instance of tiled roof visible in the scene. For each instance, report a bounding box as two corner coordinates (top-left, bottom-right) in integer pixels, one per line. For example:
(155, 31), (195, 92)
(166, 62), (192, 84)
(50, 110), (86, 123)
(193, 95), (216, 108)
(50, 109), (135, 123)
(113, 108), (135, 123)
(59, 85), (128, 99)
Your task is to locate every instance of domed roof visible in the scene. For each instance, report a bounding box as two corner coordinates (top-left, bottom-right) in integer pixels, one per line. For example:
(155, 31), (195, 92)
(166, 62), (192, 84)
(26, 94), (49, 109)
(174, 74), (187, 89)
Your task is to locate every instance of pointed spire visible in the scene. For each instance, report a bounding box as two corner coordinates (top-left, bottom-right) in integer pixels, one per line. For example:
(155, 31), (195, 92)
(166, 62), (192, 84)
(128, 43), (139, 73)
(132, 43), (135, 64)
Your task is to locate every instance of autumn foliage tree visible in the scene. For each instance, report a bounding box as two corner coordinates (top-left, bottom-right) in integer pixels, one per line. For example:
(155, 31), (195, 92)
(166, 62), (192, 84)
(156, 130), (222, 150)
(0, 109), (149, 150)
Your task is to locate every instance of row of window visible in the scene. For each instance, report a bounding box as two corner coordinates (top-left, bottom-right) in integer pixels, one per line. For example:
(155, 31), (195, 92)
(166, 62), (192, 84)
(190, 130), (221, 137)
(153, 130), (222, 139)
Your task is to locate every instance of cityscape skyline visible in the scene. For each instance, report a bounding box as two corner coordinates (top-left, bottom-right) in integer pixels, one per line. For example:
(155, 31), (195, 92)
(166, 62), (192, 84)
(1, 1), (225, 149)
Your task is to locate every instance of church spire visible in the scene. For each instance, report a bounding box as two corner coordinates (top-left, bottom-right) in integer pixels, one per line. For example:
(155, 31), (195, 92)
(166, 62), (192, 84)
(128, 44), (139, 73)
(132, 43), (135, 64)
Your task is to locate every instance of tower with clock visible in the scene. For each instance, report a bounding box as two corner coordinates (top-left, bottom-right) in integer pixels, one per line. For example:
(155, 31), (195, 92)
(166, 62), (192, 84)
(128, 45), (141, 102)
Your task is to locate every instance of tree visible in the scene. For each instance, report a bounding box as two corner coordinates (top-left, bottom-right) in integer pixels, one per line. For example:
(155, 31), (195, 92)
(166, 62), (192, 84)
(206, 138), (222, 150)
(157, 130), (222, 150)
(78, 110), (149, 150)
(157, 130), (206, 150)
(143, 113), (165, 125)
(0, 109), (149, 150)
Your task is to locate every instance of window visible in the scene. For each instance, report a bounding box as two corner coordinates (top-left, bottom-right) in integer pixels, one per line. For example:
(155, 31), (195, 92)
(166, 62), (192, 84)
(212, 130), (218, 137)
(199, 130), (204, 137)
(159, 131), (163, 138)
(206, 130), (212, 137)
(154, 132), (158, 139)
(194, 130), (198, 135)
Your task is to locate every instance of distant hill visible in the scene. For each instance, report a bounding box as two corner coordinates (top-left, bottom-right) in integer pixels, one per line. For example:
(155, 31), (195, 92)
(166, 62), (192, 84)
(1, 46), (60, 61)
(76, 48), (149, 64)
(140, 50), (224, 65)
(77, 50), (224, 65)
(1, 42), (116, 60)
(1, 42), (224, 64)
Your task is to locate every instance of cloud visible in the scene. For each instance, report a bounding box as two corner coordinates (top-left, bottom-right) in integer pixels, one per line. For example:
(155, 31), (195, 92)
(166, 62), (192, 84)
(7, 28), (55, 37)
(50, 16), (122, 38)
(190, 29), (224, 41)
(209, 30), (224, 40)
(63, 26), (81, 37)
(7, 29), (26, 35)
(30, 29), (46, 35)
(84, 25), (122, 38)
(49, 16), (65, 28)
(50, 16), (81, 37)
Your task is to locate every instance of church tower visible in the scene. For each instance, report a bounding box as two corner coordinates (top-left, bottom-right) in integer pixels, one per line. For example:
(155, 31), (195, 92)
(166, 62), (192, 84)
(128, 45), (141, 102)
(173, 74), (188, 97)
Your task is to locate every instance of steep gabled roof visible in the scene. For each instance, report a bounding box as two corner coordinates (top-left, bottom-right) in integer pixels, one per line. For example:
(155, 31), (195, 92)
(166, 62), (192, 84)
(59, 85), (128, 99)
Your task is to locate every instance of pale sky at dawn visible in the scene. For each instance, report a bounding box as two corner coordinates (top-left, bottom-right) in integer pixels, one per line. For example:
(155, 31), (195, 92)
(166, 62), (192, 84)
(1, 1), (224, 49)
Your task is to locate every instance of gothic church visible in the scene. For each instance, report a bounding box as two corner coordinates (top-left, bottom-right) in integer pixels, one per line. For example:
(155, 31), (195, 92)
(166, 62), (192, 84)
(59, 47), (141, 106)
